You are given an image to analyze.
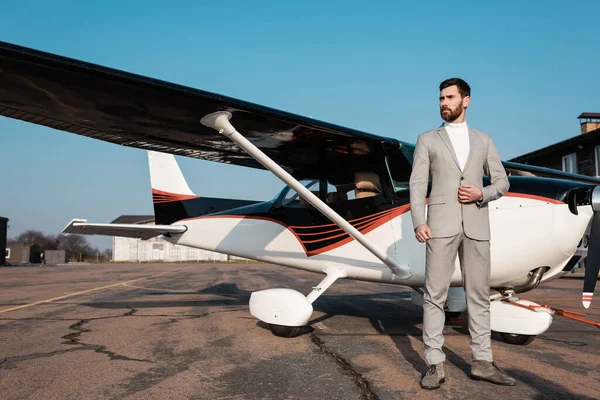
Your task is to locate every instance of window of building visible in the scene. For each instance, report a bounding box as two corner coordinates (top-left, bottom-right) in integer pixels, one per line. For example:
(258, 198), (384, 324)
(5, 248), (10, 258)
(595, 146), (600, 177)
(562, 153), (577, 173)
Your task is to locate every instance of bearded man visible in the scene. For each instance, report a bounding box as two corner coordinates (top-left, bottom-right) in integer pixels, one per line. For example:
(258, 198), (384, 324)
(409, 78), (515, 390)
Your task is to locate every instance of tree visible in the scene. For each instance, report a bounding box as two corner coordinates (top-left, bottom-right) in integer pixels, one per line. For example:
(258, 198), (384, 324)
(102, 248), (112, 261)
(57, 233), (94, 262)
(9, 229), (110, 263)
(15, 230), (58, 252)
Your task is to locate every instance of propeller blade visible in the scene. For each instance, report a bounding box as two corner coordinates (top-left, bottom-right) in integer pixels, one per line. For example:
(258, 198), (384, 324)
(583, 211), (600, 308)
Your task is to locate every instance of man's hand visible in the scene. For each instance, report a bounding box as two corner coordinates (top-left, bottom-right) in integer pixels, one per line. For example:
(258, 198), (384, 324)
(415, 224), (432, 242)
(458, 185), (483, 203)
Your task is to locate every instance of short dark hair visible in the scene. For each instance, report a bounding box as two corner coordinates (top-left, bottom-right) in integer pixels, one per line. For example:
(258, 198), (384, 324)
(439, 78), (471, 98)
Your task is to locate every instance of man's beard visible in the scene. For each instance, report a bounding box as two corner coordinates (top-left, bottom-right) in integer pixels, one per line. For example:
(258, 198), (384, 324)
(440, 104), (464, 122)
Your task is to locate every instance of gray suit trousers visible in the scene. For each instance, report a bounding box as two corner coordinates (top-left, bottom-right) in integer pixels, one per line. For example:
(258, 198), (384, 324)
(423, 226), (493, 365)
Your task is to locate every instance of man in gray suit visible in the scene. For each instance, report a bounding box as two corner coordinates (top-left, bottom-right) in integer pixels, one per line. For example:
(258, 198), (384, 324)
(409, 78), (515, 389)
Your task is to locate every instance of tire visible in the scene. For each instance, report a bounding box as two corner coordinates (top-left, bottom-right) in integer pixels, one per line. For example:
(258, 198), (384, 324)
(268, 324), (301, 338)
(500, 332), (535, 346)
(445, 311), (463, 319)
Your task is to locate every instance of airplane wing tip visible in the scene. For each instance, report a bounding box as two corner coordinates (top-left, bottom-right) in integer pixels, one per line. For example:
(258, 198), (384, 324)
(62, 218), (88, 233)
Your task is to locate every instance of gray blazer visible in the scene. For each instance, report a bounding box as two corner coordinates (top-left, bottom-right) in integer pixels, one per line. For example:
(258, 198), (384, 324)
(409, 126), (509, 240)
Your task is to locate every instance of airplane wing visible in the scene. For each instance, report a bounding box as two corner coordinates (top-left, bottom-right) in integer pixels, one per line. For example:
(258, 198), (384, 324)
(502, 161), (600, 185)
(3, 40), (596, 185)
(0, 40), (405, 176)
(62, 219), (186, 240)
(398, 144), (600, 185)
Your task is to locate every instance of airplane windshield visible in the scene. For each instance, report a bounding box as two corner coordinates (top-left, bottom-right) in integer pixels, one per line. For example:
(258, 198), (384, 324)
(282, 179), (319, 206)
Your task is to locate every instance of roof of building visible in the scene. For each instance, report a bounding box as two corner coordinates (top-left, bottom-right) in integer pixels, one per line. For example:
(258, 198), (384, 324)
(6, 244), (30, 249)
(0, 216), (8, 222)
(510, 126), (600, 162)
(110, 215), (155, 224)
(578, 112), (600, 119)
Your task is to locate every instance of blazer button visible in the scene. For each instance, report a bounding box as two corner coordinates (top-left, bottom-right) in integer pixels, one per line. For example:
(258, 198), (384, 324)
(460, 177), (464, 180)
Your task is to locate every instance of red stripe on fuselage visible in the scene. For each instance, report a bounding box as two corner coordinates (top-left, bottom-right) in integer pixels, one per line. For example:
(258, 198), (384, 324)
(179, 205), (410, 256)
(504, 192), (563, 204)
(176, 192), (564, 256)
(152, 188), (199, 203)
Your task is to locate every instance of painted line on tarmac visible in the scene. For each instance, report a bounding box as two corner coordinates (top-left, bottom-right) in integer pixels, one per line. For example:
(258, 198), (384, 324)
(0, 268), (185, 314)
(123, 283), (193, 293)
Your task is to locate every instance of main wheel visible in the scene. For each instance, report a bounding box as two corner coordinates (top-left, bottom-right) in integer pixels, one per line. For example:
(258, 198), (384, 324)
(445, 311), (463, 320)
(500, 332), (535, 346)
(268, 324), (301, 338)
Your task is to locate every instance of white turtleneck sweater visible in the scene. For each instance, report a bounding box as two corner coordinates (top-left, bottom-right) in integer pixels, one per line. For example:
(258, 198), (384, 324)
(444, 121), (470, 171)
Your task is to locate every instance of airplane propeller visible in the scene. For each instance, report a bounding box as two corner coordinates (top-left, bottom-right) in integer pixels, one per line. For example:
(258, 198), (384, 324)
(582, 186), (600, 308)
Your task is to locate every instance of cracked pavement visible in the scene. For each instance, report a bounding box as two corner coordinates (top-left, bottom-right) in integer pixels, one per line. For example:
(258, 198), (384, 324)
(0, 262), (598, 399)
(309, 333), (380, 400)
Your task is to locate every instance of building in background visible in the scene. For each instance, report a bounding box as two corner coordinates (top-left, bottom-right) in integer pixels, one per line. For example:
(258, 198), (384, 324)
(1, 217), (7, 266)
(111, 215), (242, 262)
(44, 250), (66, 265)
(510, 113), (600, 176)
(6, 244), (31, 265)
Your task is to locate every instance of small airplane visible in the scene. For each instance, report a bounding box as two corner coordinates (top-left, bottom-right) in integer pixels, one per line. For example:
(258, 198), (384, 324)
(1, 41), (598, 344)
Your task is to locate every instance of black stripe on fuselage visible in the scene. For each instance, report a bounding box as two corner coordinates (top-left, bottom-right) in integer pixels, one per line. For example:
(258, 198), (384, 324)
(154, 197), (260, 225)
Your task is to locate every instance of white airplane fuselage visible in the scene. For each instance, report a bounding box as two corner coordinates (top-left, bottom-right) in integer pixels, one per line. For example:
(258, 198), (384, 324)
(166, 194), (592, 290)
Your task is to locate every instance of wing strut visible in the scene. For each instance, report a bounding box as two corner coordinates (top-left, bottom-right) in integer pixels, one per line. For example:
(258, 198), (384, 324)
(200, 111), (411, 279)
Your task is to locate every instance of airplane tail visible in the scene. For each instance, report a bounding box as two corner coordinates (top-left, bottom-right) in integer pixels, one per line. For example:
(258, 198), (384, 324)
(147, 151), (258, 225)
(149, 151), (199, 203)
(148, 151), (199, 225)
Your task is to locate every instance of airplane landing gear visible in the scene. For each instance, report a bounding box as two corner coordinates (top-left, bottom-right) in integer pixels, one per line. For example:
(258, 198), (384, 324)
(490, 291), (553, 346)
(499, 332), (535, 346)
(269, 324), (301, 338)
(249, 267), (347, 338)
(494, 290), (600, 345)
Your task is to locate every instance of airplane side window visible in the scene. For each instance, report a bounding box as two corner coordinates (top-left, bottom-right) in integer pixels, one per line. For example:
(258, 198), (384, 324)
(354, 171), (382, 198)
(325, 181), (355, 204)
(385, 151), (416, 194)
(326, 171), (387, 204)
(282, 171), (388, 208)
(282, 179), (320, 208)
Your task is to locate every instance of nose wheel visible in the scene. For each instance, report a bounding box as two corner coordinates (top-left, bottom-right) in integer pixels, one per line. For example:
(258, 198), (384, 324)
(500, 332), (535, 346)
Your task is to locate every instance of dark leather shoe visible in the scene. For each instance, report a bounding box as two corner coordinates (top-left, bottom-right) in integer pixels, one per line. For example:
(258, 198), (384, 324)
(471, 360), (516, 386)
(420, 363), (445, 390)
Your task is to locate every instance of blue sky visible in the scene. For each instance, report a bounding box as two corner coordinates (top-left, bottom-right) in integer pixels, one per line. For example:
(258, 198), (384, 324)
(1, 1), (599, 250)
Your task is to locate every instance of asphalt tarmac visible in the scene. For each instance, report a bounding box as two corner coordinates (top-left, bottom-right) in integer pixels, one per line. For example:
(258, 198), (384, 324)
(0, 262), (598, 400)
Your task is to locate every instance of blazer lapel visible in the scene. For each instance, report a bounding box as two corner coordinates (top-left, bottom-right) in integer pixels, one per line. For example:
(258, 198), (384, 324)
(462, 126), (477, 172)
(437, 127), (461, 170)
